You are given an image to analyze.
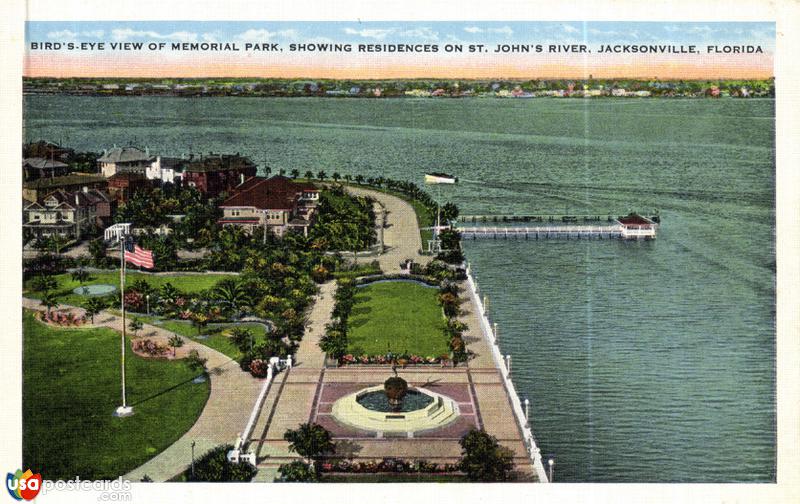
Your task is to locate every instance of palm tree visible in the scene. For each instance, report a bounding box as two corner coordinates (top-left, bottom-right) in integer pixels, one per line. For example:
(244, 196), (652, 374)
(128, 318), (143, 337)
(213, 278), (253, 318)
(354, 174), (364, 185)
(305, 170), (314, 179)
(265, 166), (272, 176)
(317, 170), (327, 180)
(332, 172), (341, 182)
(159, 282), (180, 305)
(343, 174), (352, 183)
(71, 268), (90, 285)
(168, 334), (184, 357)
(30, 275), (57, 293)
(83, 297), (106, 324)
(283, 423), (335, 467)
(40, 291), (59, 317)
(290, 169), (300, 179)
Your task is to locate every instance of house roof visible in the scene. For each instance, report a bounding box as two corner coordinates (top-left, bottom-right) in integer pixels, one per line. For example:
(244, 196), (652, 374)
(184, 154), (256, 173)
(98, 147), (153, 164)
(108, 172), (148, 183)
(618, 214), (653, 226)
(220, 175), (307, 211)
(23, 173), (107, 190)
(159, 157), (186, 169)
(23, 141), (73, 159)
(23, 157), (69, 169)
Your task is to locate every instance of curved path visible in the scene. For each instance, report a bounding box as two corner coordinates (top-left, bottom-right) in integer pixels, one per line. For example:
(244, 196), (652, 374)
(22, 297), (263, 482)
(343, 186), (431, 273)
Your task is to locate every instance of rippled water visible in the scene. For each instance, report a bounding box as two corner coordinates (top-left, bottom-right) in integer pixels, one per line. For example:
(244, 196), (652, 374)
(24, 95), (775, 482)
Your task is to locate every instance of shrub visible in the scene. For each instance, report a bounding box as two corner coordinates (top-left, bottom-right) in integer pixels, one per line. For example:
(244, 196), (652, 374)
(278, 461), (318, 482)
(458, 430), (515, 482)
(132, 339), (168, 356)
(189, 444), (257, 482)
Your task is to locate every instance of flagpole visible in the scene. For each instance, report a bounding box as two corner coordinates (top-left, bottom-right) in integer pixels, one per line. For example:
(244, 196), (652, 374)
(115, 233), (133, 417)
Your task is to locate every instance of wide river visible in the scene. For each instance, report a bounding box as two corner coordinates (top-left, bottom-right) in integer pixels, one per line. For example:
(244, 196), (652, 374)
(24, 95), (775, 482)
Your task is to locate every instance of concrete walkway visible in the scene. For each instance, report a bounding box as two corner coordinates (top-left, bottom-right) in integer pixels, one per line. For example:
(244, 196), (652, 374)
(22, 297), (263, 482)
(343, 186), (430, 273)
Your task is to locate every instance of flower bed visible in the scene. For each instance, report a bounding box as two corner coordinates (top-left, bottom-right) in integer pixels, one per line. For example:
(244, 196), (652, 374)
(320, 458), (460, 474)
(338, 353), (448, 366)
(35, 311), (87, 327)
(132, 338), (169, 357)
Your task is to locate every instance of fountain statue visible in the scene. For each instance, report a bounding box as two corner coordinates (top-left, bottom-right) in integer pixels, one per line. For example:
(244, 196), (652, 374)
(383, 363), (408, 410)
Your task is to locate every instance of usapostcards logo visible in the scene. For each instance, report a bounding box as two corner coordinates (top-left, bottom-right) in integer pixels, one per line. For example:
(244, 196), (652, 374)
(5, 470), (41, 501)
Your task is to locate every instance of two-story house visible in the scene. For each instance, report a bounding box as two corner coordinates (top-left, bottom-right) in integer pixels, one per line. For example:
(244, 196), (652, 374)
(218, 175), (319, 236)
(98, 146), (154, 178)
(23, 188), (111, 240)
(182, 153), (257, 197)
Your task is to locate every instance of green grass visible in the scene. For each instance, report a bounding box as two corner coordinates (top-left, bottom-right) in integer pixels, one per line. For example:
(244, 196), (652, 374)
(23, 271), (235, 306)
(22, 310), (210, 480)
(347, 281), (447, 357)
(118, 314), (269, 361)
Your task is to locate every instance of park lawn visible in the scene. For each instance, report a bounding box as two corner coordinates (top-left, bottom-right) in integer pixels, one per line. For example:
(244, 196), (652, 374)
(122, 315), (269, 361)
(23, 271), (235, 306)
(22, 310), (210, 480)
(347, 281), (448, 357)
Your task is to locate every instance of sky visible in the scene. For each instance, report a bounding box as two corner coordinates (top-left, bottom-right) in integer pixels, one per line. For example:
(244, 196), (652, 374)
(24, 21), (775, 79)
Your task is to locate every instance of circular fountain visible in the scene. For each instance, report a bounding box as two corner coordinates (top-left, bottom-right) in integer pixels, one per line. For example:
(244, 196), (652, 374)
(331, 375), (460, 436)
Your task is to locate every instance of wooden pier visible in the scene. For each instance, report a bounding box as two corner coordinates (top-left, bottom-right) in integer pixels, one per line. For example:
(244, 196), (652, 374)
(457, 225), (626, 240)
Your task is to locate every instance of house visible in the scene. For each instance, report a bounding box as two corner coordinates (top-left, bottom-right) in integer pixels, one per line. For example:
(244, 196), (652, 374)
(23, 188), (111, 240)
(146, 156), (187, 185)
(22, 173), (107, 202)
(107, 172), (151, 203)
(22, 158), (70, 181)
(617, 214), (657, 240)
(98, 146), (155, 177)
(218, 175), (319, 236)
(182, 153), (257, 197)
(23, 141), (73, 161)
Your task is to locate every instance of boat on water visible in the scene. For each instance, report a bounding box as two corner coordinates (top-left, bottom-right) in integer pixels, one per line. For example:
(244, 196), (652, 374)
(424, 172), (458, 184)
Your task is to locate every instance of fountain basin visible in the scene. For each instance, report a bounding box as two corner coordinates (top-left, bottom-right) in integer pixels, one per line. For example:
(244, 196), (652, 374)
(331, 385), (460, 435)
(72, 284), (116, 296)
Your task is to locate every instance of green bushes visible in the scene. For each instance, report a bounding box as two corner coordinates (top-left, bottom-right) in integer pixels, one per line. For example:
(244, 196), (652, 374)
(458, 430), (515, 482)
(187, 444), (257, 482)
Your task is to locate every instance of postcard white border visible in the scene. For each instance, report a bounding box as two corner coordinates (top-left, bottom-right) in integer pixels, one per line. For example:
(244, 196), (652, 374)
(2, 1), (798, 503)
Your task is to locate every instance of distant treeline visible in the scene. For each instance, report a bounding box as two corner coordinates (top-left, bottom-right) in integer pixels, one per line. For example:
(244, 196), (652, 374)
(22, 77), (775, 98)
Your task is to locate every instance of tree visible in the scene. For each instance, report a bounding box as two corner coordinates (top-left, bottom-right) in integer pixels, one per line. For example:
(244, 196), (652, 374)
(213, 278), (253, 318)
(305, 170), (314, 179)
(71, 268), (90, 285)
(128, 318), (143, 337)
(458, 429), (515, 482)
(332, 172), (341, 182)
(354, 174), (364, 185)
(290, 169), (300, 179)
(278, 461), (318, 482)
(83, 297), (106, 324)
(191, 312), (210, 336)
(40, 291), (59, 317)
(317, 170), (327, 180)
(189, 444), (256, 482)
(283, 423), (335, 467)
(229, 327), (254, 352)
(168, 334), (184, 357)
(88, 238), (108, 265)
(343, 174), (352, 183)
(30, 275), (57, 293)
(185, 349), (208, 373)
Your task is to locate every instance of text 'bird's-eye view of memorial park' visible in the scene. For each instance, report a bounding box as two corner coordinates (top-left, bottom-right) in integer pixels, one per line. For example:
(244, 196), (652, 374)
(21, 70), (776, 483)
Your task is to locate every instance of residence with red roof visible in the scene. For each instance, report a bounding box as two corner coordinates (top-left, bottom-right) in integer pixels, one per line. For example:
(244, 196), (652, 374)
(218, 175), (319, 236)
(182, 153), (257, 197)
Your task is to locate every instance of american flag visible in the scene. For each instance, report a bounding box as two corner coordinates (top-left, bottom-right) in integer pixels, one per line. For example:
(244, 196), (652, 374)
(124, 239), (154, 269)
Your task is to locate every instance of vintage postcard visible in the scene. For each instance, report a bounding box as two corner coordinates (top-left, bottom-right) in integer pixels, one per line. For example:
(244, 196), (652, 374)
(2, 1), (798, 502)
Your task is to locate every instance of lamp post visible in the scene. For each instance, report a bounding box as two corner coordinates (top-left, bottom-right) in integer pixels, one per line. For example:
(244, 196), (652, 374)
(548, 458), (554, 482)
(191, 441), (196, 479)
(146, 294), (150, 316)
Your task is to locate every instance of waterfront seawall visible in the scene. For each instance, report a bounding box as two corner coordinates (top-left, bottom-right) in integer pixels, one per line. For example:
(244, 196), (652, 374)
(464, 264), (550, 482)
